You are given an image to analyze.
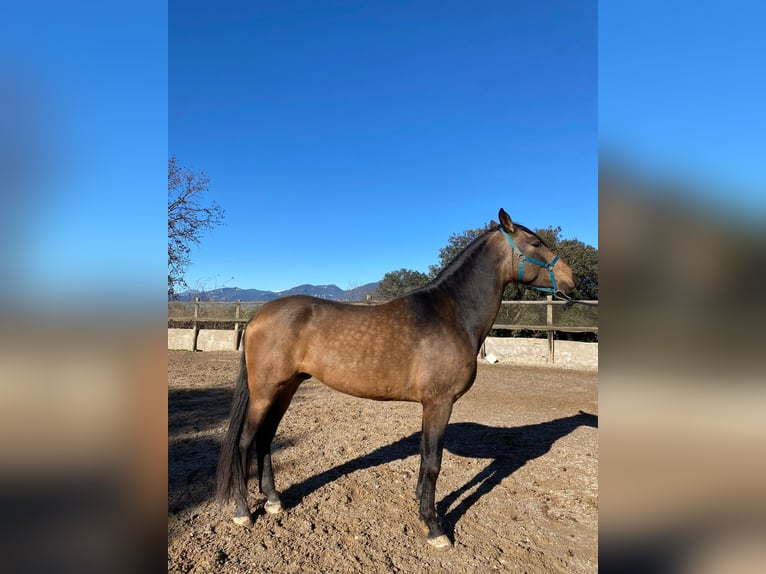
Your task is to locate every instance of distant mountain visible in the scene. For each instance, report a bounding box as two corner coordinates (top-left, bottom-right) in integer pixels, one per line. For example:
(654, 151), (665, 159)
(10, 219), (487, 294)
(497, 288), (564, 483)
(176, 282), (380, 302)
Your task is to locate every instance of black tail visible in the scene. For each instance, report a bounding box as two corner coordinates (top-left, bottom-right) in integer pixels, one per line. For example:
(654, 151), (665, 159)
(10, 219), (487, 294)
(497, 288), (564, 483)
(216, 350), (250, 502)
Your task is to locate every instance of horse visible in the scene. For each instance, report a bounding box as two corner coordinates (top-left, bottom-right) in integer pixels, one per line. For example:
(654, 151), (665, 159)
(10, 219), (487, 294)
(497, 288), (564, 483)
(216, 208), (575, 549)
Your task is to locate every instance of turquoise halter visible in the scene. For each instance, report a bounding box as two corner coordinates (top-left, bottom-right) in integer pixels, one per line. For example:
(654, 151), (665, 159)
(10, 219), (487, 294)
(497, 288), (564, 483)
(498, 227), (560, 294)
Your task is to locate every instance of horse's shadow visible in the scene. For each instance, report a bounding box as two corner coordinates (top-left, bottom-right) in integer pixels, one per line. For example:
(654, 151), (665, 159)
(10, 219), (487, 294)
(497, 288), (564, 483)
(280, 411), (597, 538)
(168, 387), (233, 514)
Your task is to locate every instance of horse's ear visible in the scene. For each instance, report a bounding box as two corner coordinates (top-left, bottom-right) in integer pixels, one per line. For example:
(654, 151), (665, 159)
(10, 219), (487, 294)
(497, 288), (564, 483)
(498, 209), (515, 233)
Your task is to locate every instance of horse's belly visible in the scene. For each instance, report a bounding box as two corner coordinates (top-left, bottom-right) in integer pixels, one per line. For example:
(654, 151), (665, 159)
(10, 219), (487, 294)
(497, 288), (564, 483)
(309, 358), (417, 401)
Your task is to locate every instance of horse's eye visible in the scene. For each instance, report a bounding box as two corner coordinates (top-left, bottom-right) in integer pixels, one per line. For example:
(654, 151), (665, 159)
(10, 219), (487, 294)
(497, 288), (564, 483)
(532, 241), (542, 248)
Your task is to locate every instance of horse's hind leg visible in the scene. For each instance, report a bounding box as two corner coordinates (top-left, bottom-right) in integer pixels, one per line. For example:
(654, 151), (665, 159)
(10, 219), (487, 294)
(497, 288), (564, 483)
(255, 376), (304, 515)
(232, 396), (276, 527)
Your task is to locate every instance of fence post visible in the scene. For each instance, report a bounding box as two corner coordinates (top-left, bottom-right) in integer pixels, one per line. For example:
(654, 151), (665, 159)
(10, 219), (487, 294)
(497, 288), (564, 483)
(546, 295), (554, 363)
(193, 297), (200, 352)
(234, 299), (242, 350)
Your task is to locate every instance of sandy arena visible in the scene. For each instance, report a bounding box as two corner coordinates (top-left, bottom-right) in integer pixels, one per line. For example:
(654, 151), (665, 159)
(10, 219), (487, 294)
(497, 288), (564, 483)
(168, 350), (598, 573)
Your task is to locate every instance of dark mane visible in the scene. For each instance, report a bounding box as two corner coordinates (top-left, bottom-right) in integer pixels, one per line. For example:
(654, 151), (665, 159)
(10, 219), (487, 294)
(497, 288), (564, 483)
(426, 228), (496, 289)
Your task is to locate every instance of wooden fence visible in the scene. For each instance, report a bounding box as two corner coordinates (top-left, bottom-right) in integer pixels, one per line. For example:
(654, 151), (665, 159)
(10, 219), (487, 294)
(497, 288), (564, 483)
(489, 297), (598, 363)
(168, 297), (598, 362)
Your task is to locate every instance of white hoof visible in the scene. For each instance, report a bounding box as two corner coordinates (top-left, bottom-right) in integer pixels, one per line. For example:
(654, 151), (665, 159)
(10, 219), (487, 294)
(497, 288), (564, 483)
(232, 514), (253, 528)
(264, 500), (283, 514)
(427, 534), (452, 549)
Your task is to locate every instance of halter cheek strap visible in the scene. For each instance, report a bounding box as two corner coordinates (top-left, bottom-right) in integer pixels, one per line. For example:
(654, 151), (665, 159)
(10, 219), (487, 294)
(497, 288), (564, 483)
(498, 228), (560, 294)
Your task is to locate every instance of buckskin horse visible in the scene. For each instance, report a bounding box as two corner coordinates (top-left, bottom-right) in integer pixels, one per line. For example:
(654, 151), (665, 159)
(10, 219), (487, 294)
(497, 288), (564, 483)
(217, 208), (575, 548)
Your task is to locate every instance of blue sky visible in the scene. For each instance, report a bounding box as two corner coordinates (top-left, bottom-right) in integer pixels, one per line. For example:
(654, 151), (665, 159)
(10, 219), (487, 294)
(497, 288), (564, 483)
(170, 1), (597, 292)
(7, 3), (761, 302)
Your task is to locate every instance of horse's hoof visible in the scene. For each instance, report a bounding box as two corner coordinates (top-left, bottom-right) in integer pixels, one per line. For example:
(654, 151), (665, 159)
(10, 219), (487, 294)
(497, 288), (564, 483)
(232, 514), (253, 528)
(427, 534), (452, 549)
(264, 500), (283, 515)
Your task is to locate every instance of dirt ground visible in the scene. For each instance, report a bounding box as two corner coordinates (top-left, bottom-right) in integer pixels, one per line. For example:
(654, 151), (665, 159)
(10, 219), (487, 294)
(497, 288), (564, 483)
(168, 351), (598, 573)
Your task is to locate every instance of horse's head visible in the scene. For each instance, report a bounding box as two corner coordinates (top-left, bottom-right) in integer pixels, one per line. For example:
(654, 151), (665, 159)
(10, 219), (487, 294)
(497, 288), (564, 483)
(496, 208), (575, 297)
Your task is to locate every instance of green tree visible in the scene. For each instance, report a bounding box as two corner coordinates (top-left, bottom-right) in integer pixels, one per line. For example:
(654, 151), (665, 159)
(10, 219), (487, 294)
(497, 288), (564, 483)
(531, 226), (598, 300)
(375, 268), (430, 300)
(428, 223), (598, 301)
(168, 156), (225, 299)
(557, 238), (598, 300)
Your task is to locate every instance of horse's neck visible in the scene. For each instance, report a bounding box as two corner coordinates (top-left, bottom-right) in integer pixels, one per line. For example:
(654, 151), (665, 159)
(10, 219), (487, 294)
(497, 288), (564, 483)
(438, 237), (508, 350)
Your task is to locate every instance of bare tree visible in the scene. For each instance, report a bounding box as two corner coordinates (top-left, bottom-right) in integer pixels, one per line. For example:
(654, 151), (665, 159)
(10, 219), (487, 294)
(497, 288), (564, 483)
(168, 156), (225, 299)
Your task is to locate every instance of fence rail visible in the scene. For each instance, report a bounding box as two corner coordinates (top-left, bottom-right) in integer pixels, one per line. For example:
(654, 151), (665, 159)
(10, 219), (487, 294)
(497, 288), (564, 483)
(168, 297), (597, 361)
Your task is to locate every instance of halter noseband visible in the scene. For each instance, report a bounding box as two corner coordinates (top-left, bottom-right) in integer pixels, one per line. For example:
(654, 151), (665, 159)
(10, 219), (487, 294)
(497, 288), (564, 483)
(498, 227), (560, 294)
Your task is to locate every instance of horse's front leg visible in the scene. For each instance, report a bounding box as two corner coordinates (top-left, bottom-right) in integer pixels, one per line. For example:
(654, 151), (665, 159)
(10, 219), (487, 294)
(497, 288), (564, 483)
(417, 400), (454, 549)
(416, 418), (425, 500)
